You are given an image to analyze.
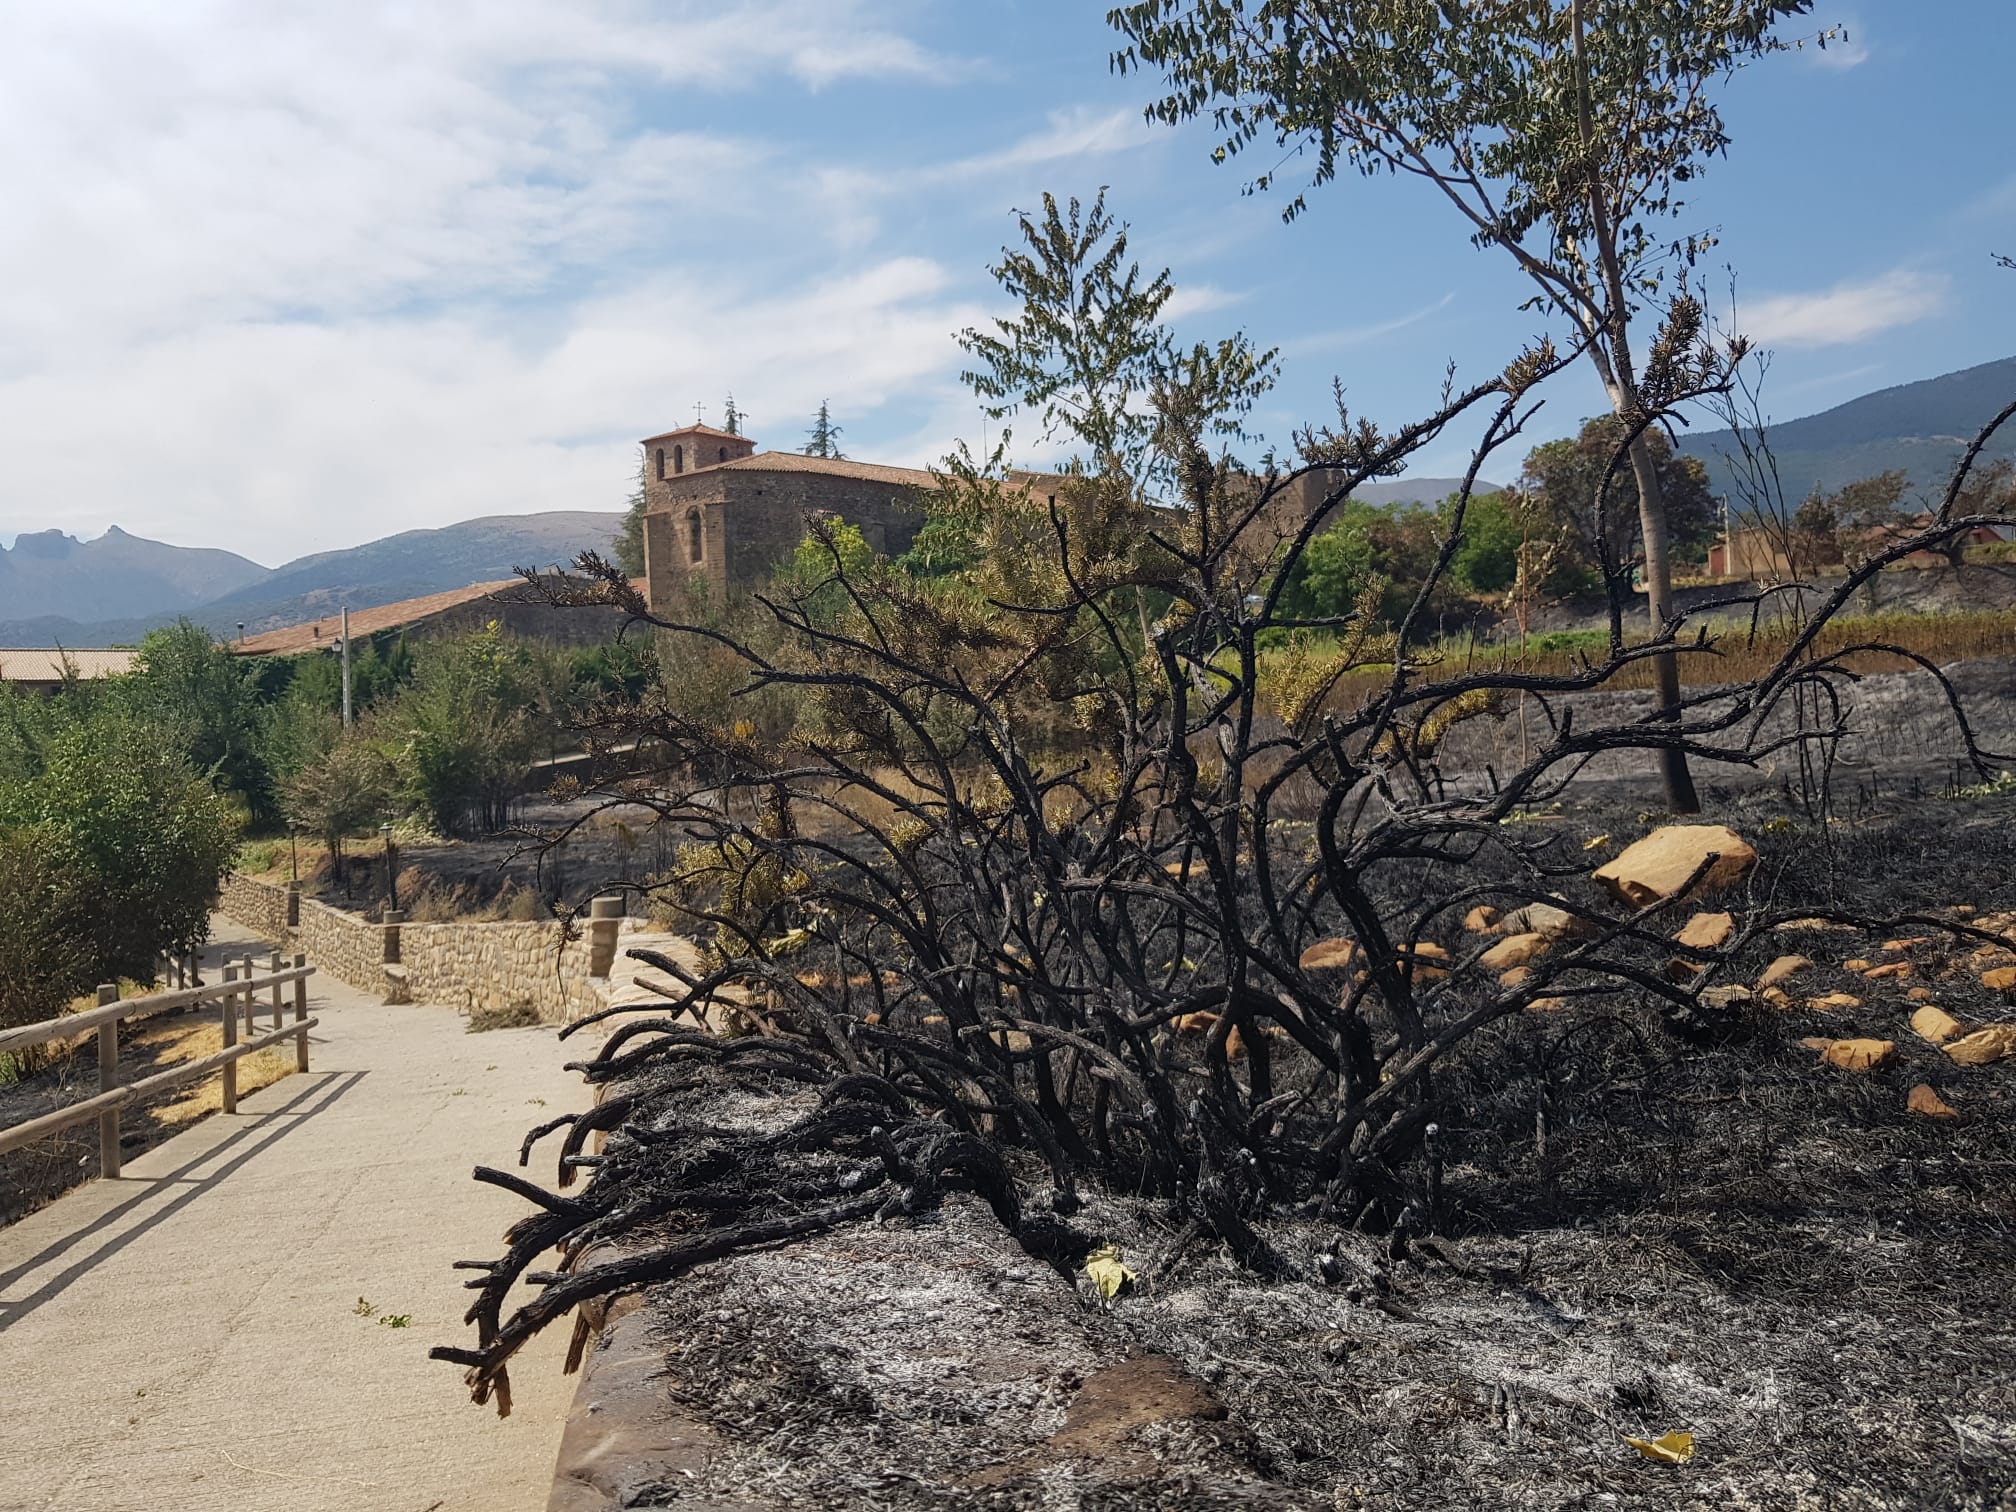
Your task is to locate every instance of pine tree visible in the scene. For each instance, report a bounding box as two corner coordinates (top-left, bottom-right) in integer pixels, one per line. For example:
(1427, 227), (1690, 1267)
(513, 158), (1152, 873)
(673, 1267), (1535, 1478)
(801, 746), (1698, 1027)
(614, 449), (648, 577)
(803, 401), (844, 459)
(722, 393), (742, 436)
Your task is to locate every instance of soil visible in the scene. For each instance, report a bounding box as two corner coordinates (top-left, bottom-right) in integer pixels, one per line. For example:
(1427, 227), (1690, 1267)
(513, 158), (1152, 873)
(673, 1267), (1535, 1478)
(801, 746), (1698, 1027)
(541, 790), (2016, 1511)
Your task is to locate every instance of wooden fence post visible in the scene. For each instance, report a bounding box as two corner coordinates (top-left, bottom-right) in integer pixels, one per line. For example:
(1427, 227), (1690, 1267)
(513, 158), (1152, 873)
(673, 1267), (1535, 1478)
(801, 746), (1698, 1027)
(220, 965), (239, 1114)
(292, 953), (310, 1072)
(240, 955), (257, 1038)
(269, 949), (283, 1030)
(96, 984), (120, 1179)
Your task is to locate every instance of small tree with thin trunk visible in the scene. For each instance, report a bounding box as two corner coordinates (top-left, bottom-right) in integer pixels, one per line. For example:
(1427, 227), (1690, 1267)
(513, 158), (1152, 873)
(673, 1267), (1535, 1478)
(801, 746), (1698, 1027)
(1109, 0), (1843, 812)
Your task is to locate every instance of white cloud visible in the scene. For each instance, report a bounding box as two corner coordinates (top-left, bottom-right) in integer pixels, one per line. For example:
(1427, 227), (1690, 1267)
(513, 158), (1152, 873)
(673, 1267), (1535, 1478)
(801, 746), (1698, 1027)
(1279, 292), (1459, 357)
(946, 106), (1154, 179)
(1741, 271), (1946, 349)
(0, 2), (987, 563)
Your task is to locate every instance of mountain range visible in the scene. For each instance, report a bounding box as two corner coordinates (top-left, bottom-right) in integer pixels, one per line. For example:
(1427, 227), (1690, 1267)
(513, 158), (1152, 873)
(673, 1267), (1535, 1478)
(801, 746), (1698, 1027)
(0, 512), (621, 649)
(2, 356), (2010, 649)
(1676, 354), (2016, 504)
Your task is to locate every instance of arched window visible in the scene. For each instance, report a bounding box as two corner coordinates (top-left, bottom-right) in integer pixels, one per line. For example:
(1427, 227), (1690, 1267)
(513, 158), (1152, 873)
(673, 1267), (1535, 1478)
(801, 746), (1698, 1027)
(718, 446), (727, 462)
(673, 444), (685, 474)
(687, 508), (704, 564)
(654, 447), (665, 480)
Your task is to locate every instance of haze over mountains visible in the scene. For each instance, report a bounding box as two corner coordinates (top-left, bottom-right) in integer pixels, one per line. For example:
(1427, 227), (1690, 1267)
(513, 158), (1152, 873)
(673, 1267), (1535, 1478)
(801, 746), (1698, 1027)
(2, 357), (2011, 649)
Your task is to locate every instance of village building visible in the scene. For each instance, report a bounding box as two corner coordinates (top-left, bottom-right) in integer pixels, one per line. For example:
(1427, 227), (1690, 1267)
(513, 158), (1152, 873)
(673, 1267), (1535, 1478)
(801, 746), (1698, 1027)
(0, 647), (138, 693)
(638, 423), (939, 607)
(231, 577), (637, 658)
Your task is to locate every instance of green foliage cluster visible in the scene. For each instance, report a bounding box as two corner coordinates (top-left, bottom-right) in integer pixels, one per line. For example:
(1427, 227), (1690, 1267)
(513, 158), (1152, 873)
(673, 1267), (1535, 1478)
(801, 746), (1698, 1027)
(0, 703), (240, 1027)
(0, 613), (659, 1022)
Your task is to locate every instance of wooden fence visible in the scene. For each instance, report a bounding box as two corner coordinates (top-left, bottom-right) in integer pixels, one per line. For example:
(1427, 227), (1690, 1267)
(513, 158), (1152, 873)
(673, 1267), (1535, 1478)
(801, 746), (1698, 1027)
(0, 955), (319, 1178)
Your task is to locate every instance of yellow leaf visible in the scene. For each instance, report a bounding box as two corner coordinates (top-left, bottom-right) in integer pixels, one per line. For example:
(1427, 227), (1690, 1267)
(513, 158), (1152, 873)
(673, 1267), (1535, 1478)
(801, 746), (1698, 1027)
(1081, 1243), (1135, 1300)
(1623, 1430), (1695, 1465)
(1583, 833), (1612, 851)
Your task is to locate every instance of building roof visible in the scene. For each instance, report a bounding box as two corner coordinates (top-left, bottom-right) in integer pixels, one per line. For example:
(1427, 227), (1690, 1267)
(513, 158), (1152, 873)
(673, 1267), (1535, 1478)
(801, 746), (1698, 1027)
(640, 423), (753, 446)
(0, 648), (140, 682)
(232, 580), (524, 656)
(711, 450), (942, 488)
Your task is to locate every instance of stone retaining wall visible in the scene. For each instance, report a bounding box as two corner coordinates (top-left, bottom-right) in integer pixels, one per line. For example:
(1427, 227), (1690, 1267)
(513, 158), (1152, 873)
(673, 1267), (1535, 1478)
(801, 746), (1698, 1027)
(217, 874), (618, 1023)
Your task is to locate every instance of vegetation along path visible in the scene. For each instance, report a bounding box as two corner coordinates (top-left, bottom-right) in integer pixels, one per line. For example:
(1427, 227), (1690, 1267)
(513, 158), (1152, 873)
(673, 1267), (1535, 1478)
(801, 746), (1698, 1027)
(0, 916), (587, 1512)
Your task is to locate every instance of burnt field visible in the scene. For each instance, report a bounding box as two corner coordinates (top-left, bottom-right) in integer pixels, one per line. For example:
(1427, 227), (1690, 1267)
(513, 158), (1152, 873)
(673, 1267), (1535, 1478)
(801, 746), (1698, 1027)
(477, 789), (2015, 1511)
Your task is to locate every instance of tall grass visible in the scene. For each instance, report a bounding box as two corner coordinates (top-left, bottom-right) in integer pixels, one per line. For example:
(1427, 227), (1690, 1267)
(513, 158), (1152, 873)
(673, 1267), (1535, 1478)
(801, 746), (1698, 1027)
(1271, 607), (2016, 713)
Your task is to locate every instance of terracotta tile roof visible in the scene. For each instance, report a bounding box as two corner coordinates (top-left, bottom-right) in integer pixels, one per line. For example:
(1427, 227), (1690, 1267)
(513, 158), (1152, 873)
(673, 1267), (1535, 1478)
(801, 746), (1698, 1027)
(713, 451), (942, 488)
(0, 648), (139, 682)
(640, 423), (753, 446)
(231, 579), (521, 656)
(230, 576), (647, 658)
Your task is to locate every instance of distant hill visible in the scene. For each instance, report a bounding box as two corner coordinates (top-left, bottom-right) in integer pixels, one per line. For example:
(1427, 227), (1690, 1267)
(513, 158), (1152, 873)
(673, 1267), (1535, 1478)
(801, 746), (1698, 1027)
(1679, 355), (2016, 503)
(0, 511), (622, 648)
(0, 525), (268, 623)
(1352, 477), (1505, 507)
(184, 511), (623, 636)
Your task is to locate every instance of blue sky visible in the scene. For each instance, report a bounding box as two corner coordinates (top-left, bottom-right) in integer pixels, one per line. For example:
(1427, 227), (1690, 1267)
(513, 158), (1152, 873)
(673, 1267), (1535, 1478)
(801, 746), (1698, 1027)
(1, 0), (2010, 564)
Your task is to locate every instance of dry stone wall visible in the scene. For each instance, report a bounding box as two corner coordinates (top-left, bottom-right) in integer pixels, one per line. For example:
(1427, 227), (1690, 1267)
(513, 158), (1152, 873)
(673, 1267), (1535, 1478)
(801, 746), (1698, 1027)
(217, 874), (621, 1023)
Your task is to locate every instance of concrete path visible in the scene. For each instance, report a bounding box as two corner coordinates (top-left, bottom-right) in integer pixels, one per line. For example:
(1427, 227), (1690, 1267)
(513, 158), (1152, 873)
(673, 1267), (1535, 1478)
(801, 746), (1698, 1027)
(0, 917), (594, 1512)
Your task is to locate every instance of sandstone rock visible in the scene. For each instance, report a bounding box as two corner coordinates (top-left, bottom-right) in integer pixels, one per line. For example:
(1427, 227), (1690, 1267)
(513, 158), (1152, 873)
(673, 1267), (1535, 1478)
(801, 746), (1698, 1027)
(1593, 825), (1756, 907)
(1700, 985), (1754, 1010)
(1499, 967), (1531, 989)
(1479, 932), (1548, 971)
(1820, 1038), (1894, 1072)
(1299, 937), (1359, 972)
(1799, 1035), (1834, 1050)
(1864, 961), (1912, 980)
(1982, 966), (2016, 992)
(1775, 917), (1855, 933)
(1843, 958), (1872, 973)
(1944, 1024), (2016, 1066)
(1806, 992), (1862, 1011)
(1881, 937), (1931, 952)
(1910, 1006), (1968, 1045)
(1395, 941), (1449, 981)
(1907, 1083), (1960, 1119)
(1663, 958), (1705, 982)
(1907, 986), (1936, 1003)
(1674, 911), (1735, 950)
(1173, 1011), (1218, 1035)
(1762, 986), (1795, 1009)
(1758, 955), (1812, 990)
(1526, 996), (1568, 1013)
(1462, 905), (1501, 933)
(1495, 900), (1596, 940)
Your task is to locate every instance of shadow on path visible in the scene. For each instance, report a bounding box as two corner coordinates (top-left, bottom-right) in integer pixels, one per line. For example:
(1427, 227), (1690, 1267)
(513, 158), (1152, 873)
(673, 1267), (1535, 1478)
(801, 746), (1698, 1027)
(0, 1069), (366, 1333)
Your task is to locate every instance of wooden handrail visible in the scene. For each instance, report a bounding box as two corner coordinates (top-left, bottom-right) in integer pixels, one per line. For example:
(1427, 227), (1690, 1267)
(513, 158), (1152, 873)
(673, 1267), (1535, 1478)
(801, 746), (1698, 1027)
(0, 1015), (320, 1158)
(0, 955), (320, 1173)
(0, 965), (314, 1057)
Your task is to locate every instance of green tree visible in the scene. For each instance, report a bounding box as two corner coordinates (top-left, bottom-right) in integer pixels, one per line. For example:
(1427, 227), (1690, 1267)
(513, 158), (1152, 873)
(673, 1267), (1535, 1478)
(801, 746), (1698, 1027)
(803, 401), (845, 460)
(282, 737), (397, 889)
(1, 715), (241, 982)
(614, 447), (648, 578)
(377, 626), (554, 835)
(0, 827), (95, 1029)
(1111, 0), (1827, 811)
(1277, 504), (1377, 619)
(1519, 416), (1719, 578)
(722, 393), (743, 436)
(123, 619), (274, 821)
(1442, 491), (1525, 595)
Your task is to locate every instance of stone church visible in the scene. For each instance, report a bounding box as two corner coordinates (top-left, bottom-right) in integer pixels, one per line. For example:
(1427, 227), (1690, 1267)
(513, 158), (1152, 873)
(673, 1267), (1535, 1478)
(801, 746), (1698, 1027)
(639, 422), (942, 608)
